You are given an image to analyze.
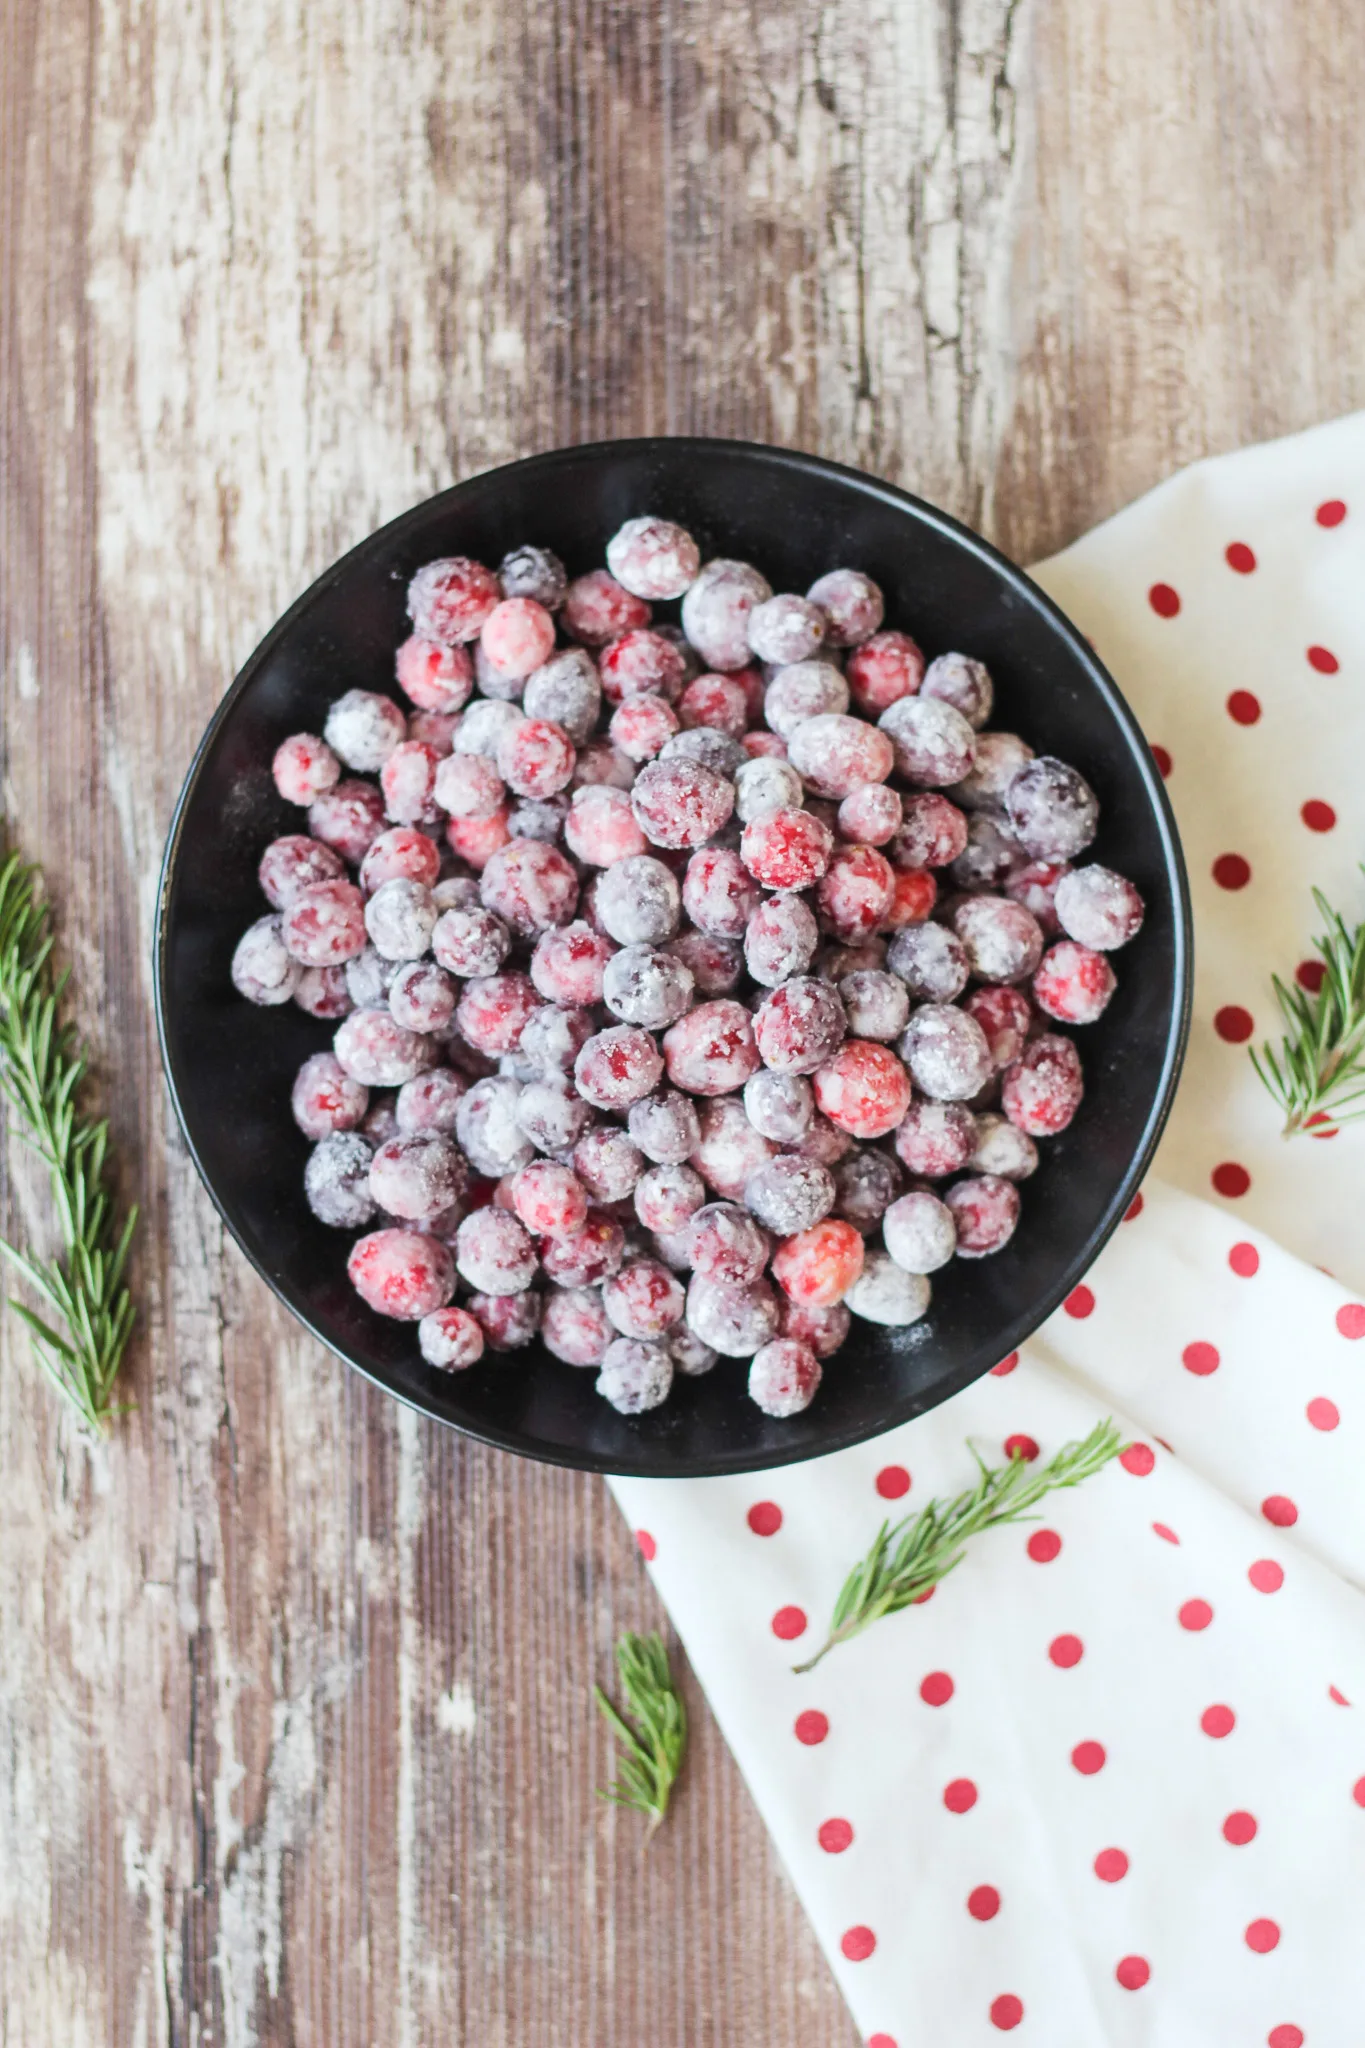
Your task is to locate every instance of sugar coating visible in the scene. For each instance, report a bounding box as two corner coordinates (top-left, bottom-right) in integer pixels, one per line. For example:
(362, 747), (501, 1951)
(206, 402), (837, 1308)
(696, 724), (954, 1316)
(455, 697), (526, 760)
(603, 945), (695, 1028)
(573, 1126), (646, 1203)
(681, 560), (773, 671)
(595, 855), (681, 946)
(631, 758), (735, 850)
(816, 845), (896, 941)
(812, 1039), (912, 1140)
(752, 976), (847, 1075)
(480, 839), (578, 936)
(388, 960), (456, 1034)
(599, 629), (687, 705)
(308, 780), (386, 864)
(597, 1338), (674, 1413)
(683, 847), (761, 940)
(748, 1339), (822, 1417)
(259, 834), (346, 910)
(953, 895), (1045, 984)
(407, 557), (500, 646)
(689, 1097), (776, 1200)
(838, 969), (910, 1042)
(522, 647), (600, 742)
(325, 690), (407, 773)
(779, 1299), (851, 1357)
(952, 811), (1027, 891)
(847, 630), (925, 716)
(667, 929), (744, 997)
(456, 1075), (535, 1175)
(743, 1067), (813, 1143)
(786, 714), (893, 799)
(541, 1214), (626, 1287)
(1033, 940), (1117, 1024)
(635, 1163), (707, 1234)
(659, 726), (746, 778)
(435, 751), (505, 820)
(369, 1134), (465, 1220)
(305, 1131), (377, 1228)
(970, 1112), (1039, 1180)
(361, 826), (442, 892)
(748, 594), (827, 666)
(349, 1228), (456, 1319)
(899, 1004), (993, 1101)
(744, 1155), (835, 1236)
(628, 1089), (702, 1166)
(764, 661), (849, 738)
(515, 1076), (591, 1153)
(1054, 864), (1145, 950)
(274, 733), (341, 805)
(454, 1206), (537, 1294)
(806, 569), (884, 647)
(831, 1147), (902, 1233)
(497, 544), (567, 609)
(879, 695), (977, 788)
(508, 797), (570, 843)
(606, 517), (700, 600)
(418, 1306), (486, 1370)
(883, 1189), (957, 1273)
(734, 755), (803, 823)
(334, 1007), (436, 1086)
(843, 1249), (931, 1326)
(893, 793), (968, 870)
(921, 652), (994, 729)
(745, 893), (819, 987)
(686, 1273), (781, 1357)
(397, 1069), (467, 1135)
(575, 1025), (665, 1109)
(663, 999), (760, 1096)
(953, 730), (1033, 809)
(365, 878), (436, 961)
(396, 637), (475, 714)
(541, 1286), (612, 1367)
(294, 964), (353, 1020)
(944, 1173), (1020, 1257)
(603, 1259), (686, 1340)
(611, 694), (679, 761)
(469, 1289), (544, 1350)
(233, 916), (301, 1005)
(670, 1329), (719, 1377)
(1006, 756), (1099, 860)
(887, 920), (969, 1002)
(1007, 858), (1069, 932)
(1002, 1034), (1084, 1136)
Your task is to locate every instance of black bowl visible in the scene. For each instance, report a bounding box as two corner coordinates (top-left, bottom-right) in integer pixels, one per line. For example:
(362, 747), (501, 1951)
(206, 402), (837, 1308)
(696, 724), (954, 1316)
(156, 438), (1191, 1477)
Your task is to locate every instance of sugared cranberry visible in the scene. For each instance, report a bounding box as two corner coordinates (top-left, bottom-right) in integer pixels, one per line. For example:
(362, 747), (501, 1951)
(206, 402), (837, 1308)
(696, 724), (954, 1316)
(921, 651), (993, 728)
(349, 1227), (455, 1318)
(952, 813), (1026, 891)
(838, 970), (910, 1042)
(305, 1133), (376, 1226)
(741, 808), (833, 890)
(685, 1274), (781, 1356)
(687, 1202), (767, 1285)
(294, 965), (353, 1019)
(598, 629), (687, 706)
(635, 1163), (706, 1234)
(678, 672), (748, 738)
(334, 1007), (436, 1086)
(595, 855), (681, 946)
(324, 690), (407, 775)
(563, 569), (651, 647)
(1006, 756), (1099, 860)
(541, 1286), (612, 1367)
(309, 781), (387, 864)
(380, 740), (440, 825)
(519, 1005), (596, 1078)
(597, 1337), (673, 1413)
(603, 945), (695, 1029)
(365, 878), (436, 961)
(883, 1189), (957, 1273)
(748, 1339), (821, 1417)
(953, 895), (1044, 983)
(445, 809), (512, 871)
(690, 1097), (776, 1200)
(779, 1298), (850, 1355)
(361, 827), (442, 892)
(456, 1076), (534, 1175)
(572, 738), (636, 791)
(1054, 865), (1145, 950)
(258, 834), (346, 910)
(456, 971), (541, 1054)
(1002, 1033), (1084, 1136)
(515, 1075), (591, 1152)
(683, 847), (761, 939)
(787, 714), (894, 800)
(435, 751), (506, 819)
(815, 844), (896, 941)
(886, 922), (969, 1001)
(881, 868), (938, 932)
(494, 717), (575, 800)
(542, 1213), (626, 1287)
(407, 709), (461, 756)
(575, 1026), (665, 1110)
(844, 1249), (931, 1326)
(893, 794), (969, 869)
(970, 1112), (1038, 1180)
(603, 1259), (685, 1339)
(610, 694), (679, 761)
(480, 839), (578, 935)
(573, 1127), (646, 1205)
(630, 758), (734, 850)
(812, 1040), (912, 1139)
(837, 784), (902, 846)
(369, 1134), (464, 1220)
(662, 999), (760, 1095)
(846, 630), (924, 714)
(771, 1219), (865, 1308)
(480, 597), (556, 682)
(831, 1147), (901, 1233)
(389, 960), (457, 1033)
(681, 560), (773, 671)
(747, 592), (826, 665)
(292, 1051), (368, 1139)
(879, 696), (976, 787)
(1033, 941), (1117, 1024)
(509, 1160), (589, 1238)
(395, 634), (475, 712)
(282, 879), (367, 966)
(469, 1289), (544, 1350)
(892, 1098), (978, 1177)
(606, 517), (700, 600)
(564, 785), (647, 867)
(744, 1155), (835, 1236)
(453, 1205), (537, 1294)
(667, 929), (744, 997)
(396, 1069), (467, 1134)
(945, 1174), (1020, 1256)
(407, 557), (500, 646)
(528, 921), (613, 1006)
(806, 569), (884, 647)
(899, 1004), (992, 1102)
(734, 762), (803, 831)
(455, 697), (525, 759)
(274, 733), (341, 806)
(432, 905), (512, 978)
(498, 544), (567, 610)
(953, 731), (1033, 809)
(744, 893), (818, 987)
(743, 1067), (813, 1142)
(964, 984), (1032, 1068)
(524, 648), (599, 742)
(752, 977), (848, 1074)
(418, 1305), (485, 1370)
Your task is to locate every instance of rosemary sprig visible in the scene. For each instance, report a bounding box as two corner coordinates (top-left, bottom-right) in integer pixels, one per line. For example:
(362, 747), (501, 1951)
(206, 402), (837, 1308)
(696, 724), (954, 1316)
(1250, 872), (1365, 1136)
(595, 1630), (687, 1838)
(0, 851), (137, 1432)
(793, 1420), (1123, 1673)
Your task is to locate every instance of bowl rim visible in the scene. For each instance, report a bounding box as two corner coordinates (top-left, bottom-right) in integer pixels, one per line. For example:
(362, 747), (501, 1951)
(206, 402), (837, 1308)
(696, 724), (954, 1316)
(154, 434), (1194, 1475)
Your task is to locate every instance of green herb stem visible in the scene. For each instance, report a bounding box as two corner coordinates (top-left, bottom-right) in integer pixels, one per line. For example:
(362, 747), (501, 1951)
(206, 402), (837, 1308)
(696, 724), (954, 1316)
(1251, 873), (1365, 1137)
(595, 1630), (687, 1839)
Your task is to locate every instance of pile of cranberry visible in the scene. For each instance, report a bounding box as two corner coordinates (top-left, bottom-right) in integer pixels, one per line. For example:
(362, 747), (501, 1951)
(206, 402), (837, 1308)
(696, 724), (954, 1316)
(232, 517), (1144, 1420)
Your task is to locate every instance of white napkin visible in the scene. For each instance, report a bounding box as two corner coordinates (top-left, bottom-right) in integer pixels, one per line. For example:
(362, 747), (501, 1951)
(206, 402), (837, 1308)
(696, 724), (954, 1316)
(610, 415), (1365, 2046)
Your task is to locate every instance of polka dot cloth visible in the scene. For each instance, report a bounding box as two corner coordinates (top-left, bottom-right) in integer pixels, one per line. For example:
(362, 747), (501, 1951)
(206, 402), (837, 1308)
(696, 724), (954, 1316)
(610, 420), (1365, 2043)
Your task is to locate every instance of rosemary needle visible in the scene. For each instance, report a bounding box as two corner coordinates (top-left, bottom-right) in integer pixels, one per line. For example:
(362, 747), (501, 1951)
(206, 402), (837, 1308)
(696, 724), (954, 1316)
(595, 1630), (687, 1839)
(1250, 872), (1365, 1136)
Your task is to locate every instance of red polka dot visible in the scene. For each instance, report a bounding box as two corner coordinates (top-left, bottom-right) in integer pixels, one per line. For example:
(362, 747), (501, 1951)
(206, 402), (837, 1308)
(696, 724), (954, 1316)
(1317, 498), (1347, 527)
(1116, 1955), (1151, 1991)
(1337, 1303), (1365, 1339)
(1353, 1776), (1365, 1805)
(1124, 1192), (1145, 1221)
(1246, 1919), (1280, 1954)
(1261, 1494), (1298, 1527)
(1249, 1558), (1285, 1593)
(1179, 1598), (1213, 1631)
(1223, 1810), (1258, 1845)
(1182, 1341), (1220, 1376)
(875, 1464), (911, 1499)
(1268, 2029), (1305, 2048)
(944, 1777), (978, 1813)
(1120, 1442), (1155, 1476)
(968, 1885), (1001, 1921)
(1305, 1109), (1339, 1139)
(1302, 799), (1337, 833)
(1064, 1284), (1095, 1318)
(990, 1995), (1024, 2031)
(1227, 689), (1261, 724)
(1214, 1005), (1253, 1043)
(1229, 1241), (1260, 1277)
(1004, 1433), (1040, 1462)
(840, 1925), (876, 1962)
(636, 1529), (657, 1560)
(1152, 744), (1173, 778)
(990, 1352), (1019, 1376)
(772, 1605), (807, 1640)
(1330, 1686), (1351, 1706)
(1071, 1741), (1106, 1775)
(1202, 1703), (1236, 1738)
(919, 1671), (954, 1707)
(1213, 1162), (1251, 1197)
(1153, 1522), (1180, 1544)
(818, 1817), (853, 1854)
(1307, 1396), (1340, 1431)
(1148, 582), (1180, 618)
(747, 1501), (782, 1537)
(911, 1584), (935, 1605)
(1296, 957), (1326, 993)
(1094, 1847), (1129, 1882)
(1213, 853), (1251, 890)
(794, 1710), (829, 1745)
(868, 2038), (898, 2048)
(1049, 1633), (1084, 1669)
(1027, 1529), (1062, 1563)
(1308, 644), (1340, 674)
(1225, 541), (1257, 574)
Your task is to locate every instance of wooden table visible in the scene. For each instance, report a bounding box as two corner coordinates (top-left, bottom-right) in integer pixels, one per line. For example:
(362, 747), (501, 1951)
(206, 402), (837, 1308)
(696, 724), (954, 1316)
(3, 2), (1361, 2038)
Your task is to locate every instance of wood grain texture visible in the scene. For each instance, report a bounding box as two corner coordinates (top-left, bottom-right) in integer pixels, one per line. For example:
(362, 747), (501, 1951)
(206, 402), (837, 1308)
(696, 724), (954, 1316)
(1, 0), (1362, 2040)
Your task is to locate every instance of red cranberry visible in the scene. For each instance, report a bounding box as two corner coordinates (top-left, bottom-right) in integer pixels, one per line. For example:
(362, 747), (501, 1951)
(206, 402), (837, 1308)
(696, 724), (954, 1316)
(964, 984), (1033, 1068)
(453, 1206), (537, 1294)
(541, 1213), (626, 1287)
(572, 738), (636, 791)
(445, 809), (512, 871)
(598, 629), (687, 705)
(771, 1219), (865, 1308)
(740, 808), (834, 890)
(604, 1259), (685, 1339)
(498, 545), (567, 610)
(744, 894), (818, 986)
(763, 661), (848, 738)
(455, 972), (542, 1055)
(418, 1305), (485, 1370)
(294, 965), (353, 1019)
(1054, 865), (1145, 950)
(748, 594), (827, 666)
(635, 1164), (706, 1234)
(1002, 1033), (1084, 1136)
(480, 839), (578, 935)
(389, 960), (457, 1034)
(816, 844), (896, 940)
(953, 895), (1045, 983)
(886, 921), (969, 1001)
(523, 922), (608, 1008)
(369, 1134), (464, 1220)
(838, 970), (910, 1042)
(631, 758), (734, 849)
(360, 827), (442, 893)
(806, 569), (884, 647)
(395, 634), (474, 712)
(381, 740), (441, 825)
(594, 855), (681, 947)
(334, 1007), (436, 1087)
(407, 557), (500, 645)
(953, 731), (1033, 808)
(1006, 756), (1099, 860)
(831, 1147), (902, 1233)
(883, 1189), (956, 1272)
(838, 784), (902, 845)
(349, 1228), (456, 1319)
(324, 690), (407, 773)
(562, 569), (651, 646)
(597, 1338), (673, 1412)
(575, 1026), (665, 1110)
(541, 1286), (612, 1367)
(662, 999), (760, 1096)
(469, 1289), (544, 1350)
(281, 879), (367, 966)
(684, 847), (761, 939)
(510, 1160), (589, 1238)
(690, 1097), (776, 1200)
(787, 714), (895, 800)
(432, 906), (511, 978)
(396, 1069), (467, 1134)
(893, 794), (969, 869)
(971, 1112), (1039, 1180)
(610, 694), (679, 761)
(779, 1298), (851, 1355)
(892, 1098), (978, 1177)
(1033, 941), (1117, 1024)
(681, 560), (773, 672)
(745, 1155), (835, 1235)
(306, 1131), (376, 1227)
(921, 651), (993, 728)
(879, 697), (976, 787)
(364, 878), (437, 961)
(748, 1339), (821, 1417)
(292, 1051), (368, 1139)
(564, 785), (647, 866)
(495, 718), (575, 800)
(944, 1173), (1020, 1256)
(752, 977), (847, 1075)
(308, 781), (386, 865)
(951, 814), (1025, 892)
(844, 1248), (930, 1326)
(812, 1040), (912, 1139)
(273, 733), (341, 806)
(846, 630), (924, 714)
(480, 597), (556, 681)
(679, 672), (749, 737)
(684, 1274), (781, 1357)
(573, 1128), (646, 1205)
(603, 945), (695, 1029)
(899, 1003), (992, 1102)
(881, 867), (938, 931)
(434, 751), (505, 819)
(666, 929), (744, 997)
(258, 834), (345, 910)
(407, 709), (460, 756)
(606, 517), (700, 600)
(687, 1202), (767, 1284)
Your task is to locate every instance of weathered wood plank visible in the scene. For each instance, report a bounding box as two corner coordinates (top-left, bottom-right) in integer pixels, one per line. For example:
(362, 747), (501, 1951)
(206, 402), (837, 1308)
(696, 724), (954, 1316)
(2, 0), (1362, 2042)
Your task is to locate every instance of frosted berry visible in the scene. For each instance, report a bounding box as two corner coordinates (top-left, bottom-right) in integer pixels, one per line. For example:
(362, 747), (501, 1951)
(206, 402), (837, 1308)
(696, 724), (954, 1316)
(953, 731), (1033, 809)
(813, 1040), (912, 1139)
(748, 593), (827, 665)
(480, 597), (556, 682)
(563, 569), (651, 647)
(838, 784), (902, 846)
(662, 999), (760, 1096)
(667, 930), (744, 997)
(597, 1338), (673, 1414)
(346, 947), (400, 1008)
(324, 690), (407, 775)
(572, 1129), (645, 1207)
(362, 1097), (400, 1147)
(806, 568), (884, 647)
(308, 781), (386, 864)
(408, 556), (500, 645)
(886, 922), (969, 1002)
(627, 1089), (701, 1165)
(348, 1226), (455, 1319)
(610, 694), (679, 762)
(964, 984), (1032, 1068)
(603, 945), (695, 1029)
(456, 971), (542, 1055)
(380, 740), (441, 825)
(631, 758), (734, 850)
(497, 544), (567, 609)
(259, 834), (346, 910)
(745, 893), (819, 987)
(361, 826), (442, 893)
(396, 1068), (467, 1135)
(281, 879), (368, 967)
(512, 1075), (589, 1154)
(787, 714), (894, 800)
(953, 895), (1045, 983)
(847, 630), (924, 715)
(899, 1004), (993, 1101)
(595, 854), (681, 946)
(844, 1248), (930, 1326)
(884, 1189), (957, 1273)
(541, 1286), (612, 1367)
(432, 905), (512, 978)
(779, 1299), (850, 1356)
(679, 672), (749, 738)
(734, 756), (803, 823)
(881, 867), (938, 931)
(388, 960), (457, 1034)
(292, 1052), (368, 1140)
(434, 751), (506, 820)
(562, 786), (644, 868)
(635, 1163), (707, 1234)
(395, 634), (475, 712)
(921, 651), (993, 729)
(830, 1147), (901, 1233)
(510, 796), (570, 845)
(690, 1097), (776, 1200)
(604, 1259), (685, 1340)
(970, 1112), (1038, 1180)
(572, 738), (636, 791)
(606, 517), (700, 600)
(749, 1339), (822, 1417)
(1054, 865), (1145, 950)
(454, 697), (525, 760)
(838, 970), (910, 1042)
(509, 1160), (589, 1239)
(454, 1205), (537, 1295)
(771, 1219), (865, 1307)
(518, 1004), (596, 1078)
(406, 709), (461, 757)
(752, 977), (847, 1075)
(952, 812), (1026, 891)
(495, 717), (575, 800)
(743, 1068), (813, 1143)
(816, 845), (895, 940)
(599, 629), (687, 705)
(524, 647), (600, 743)
(294, 965), (353, 1019)
(365, 878), (437, 961)
(744, 1155), (835, 1235)
(1006, 756), (1099, 860)
(528, 922), (612, 1008)
(455, 1075), (534, 1176)
(232, 916), (302, 1006)
(415, 1305), (483, 1371)
(306, 1133), (377, 1227)
(575, 1026), (665, 1110)
(369, 1134), (464, 1220)
(541, 1213), (626, 1287)
(669, 1329), (718, 1376)
(685, 1202), (766, 1284)
(893, 793), (969, 869)
(892, 1098), (977, 1177)
(879, 696), (976, 788)
(274, 733), (341, 805)
(445, 810), (512, 871)
(741, 808), (833, 890)
(334, 1007), (435, 1086)
(681, 559), (774, 671)
(1002, 1033), (1084, 1136)
(1034, 940), (1117, 1024)
(480, 839), (578, 936)
(945, 1173), (1020, 1256)
(469, 1289), (543, 1351)
(685, 1274), (781, 1357)
(684, 847), (761, 940)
